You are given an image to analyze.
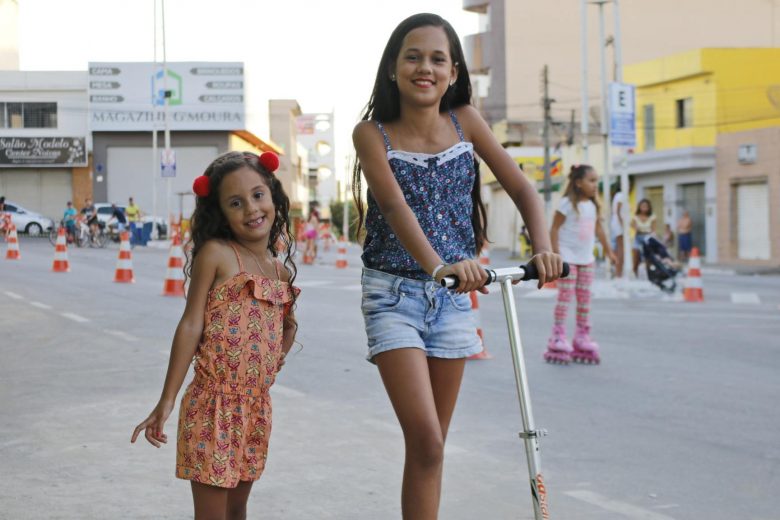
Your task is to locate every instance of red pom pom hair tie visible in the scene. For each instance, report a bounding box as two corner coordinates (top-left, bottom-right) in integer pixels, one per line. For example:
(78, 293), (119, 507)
(193, 175), (210, 198)
(259, 151), (280, 173)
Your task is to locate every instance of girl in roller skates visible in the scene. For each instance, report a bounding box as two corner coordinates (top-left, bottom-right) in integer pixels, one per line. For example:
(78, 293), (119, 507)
(353, 13), (562, 518)
(545, 164), (615, 364)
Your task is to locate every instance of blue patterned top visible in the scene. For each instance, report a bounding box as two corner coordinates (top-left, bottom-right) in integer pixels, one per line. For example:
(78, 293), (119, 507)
(362, 111), (477, 280)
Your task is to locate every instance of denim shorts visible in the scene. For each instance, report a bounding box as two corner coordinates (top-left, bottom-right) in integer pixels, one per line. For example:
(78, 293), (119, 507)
(361, 268), (483, 363)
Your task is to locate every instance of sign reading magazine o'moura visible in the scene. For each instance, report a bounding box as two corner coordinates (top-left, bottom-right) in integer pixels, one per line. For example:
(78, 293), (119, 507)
(0, 137), (87, 167)
(88, 62), (245, 131)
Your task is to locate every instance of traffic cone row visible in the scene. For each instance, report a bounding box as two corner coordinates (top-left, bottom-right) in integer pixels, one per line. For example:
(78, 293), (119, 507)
(468, 290), (492, 360)
(5, 224), (20, 260)
(335, 237), (348, 269)
(52, 227), (70, 272)
(162, 234), (185, 297)
(683, 247), (704, 302)
(114, 231), (135, 283)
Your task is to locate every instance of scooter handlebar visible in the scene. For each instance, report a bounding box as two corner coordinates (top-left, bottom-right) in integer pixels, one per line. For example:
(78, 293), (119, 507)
(440, 262), (570, 290)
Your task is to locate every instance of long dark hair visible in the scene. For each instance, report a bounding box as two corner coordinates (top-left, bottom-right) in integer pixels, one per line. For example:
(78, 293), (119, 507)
(351, 12), (488, 254)
(562, 164), (601, 216)
(636, 198), (653, 216)
(185, 151), (297, 302)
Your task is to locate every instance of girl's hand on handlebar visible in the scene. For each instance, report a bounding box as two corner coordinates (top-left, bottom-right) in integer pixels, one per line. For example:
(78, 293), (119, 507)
(435, 259), (488, 294)
(531, 251), (564, 289)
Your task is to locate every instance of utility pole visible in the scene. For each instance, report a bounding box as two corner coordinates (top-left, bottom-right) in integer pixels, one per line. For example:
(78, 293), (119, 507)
(162, 0), (172, 236)
(541, 65), (554, 223)
(580, 0), (590, 163)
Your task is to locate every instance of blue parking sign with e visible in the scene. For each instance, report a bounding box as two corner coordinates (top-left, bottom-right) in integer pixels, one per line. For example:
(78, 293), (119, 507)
(609, 83), (636, 148)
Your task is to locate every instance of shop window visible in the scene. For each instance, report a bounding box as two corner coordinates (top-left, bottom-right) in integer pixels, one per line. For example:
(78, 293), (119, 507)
(0, 102), (57, 128)
(675, 97), (692, 128)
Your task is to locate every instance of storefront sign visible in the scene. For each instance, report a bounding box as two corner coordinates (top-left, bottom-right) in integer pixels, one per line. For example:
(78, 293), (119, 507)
(0, 137), (87, 167)
(88, 62), (245, 131)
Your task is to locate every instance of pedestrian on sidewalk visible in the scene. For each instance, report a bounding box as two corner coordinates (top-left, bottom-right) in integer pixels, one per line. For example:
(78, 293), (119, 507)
(126, 196), (142, 245)
(610, 184), (627, 277)
(631, 199), (657, 277)
(352, 13), (562, 518)
(676, 210), (693, 263)
(131, 151), (300, 519)
(545, 164), (616, 365)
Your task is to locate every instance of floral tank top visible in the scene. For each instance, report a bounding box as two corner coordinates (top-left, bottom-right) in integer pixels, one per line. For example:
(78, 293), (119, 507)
(362, 111), (477, 280)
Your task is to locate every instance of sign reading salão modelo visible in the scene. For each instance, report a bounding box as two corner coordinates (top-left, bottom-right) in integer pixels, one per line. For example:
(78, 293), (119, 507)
(88, 61), (245, 131)
(0, 137), (87, 167)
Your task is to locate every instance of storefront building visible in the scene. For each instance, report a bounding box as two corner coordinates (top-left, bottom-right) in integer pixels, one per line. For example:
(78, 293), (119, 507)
(0, 71), (89, 221)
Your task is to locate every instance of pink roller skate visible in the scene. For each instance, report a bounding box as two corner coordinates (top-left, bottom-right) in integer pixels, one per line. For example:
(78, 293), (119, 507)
(544, 325), (572, 364)
(571, 325), (601, 364)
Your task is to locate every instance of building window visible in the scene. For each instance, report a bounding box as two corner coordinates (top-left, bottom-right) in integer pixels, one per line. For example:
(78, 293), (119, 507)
(0, 102), (57, 128)
(675, 97), (692, 128)
(643, 104), (655, 151)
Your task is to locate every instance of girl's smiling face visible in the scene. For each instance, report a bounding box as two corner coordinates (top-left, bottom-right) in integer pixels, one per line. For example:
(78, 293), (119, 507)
(218, 166), (276, 246)
(393, 25), (457, 107)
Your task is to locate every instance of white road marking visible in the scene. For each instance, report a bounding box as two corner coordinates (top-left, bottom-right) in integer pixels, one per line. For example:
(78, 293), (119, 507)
(564, 490), (677, 520)
(103, 329), (139, 342)
(340, 284), (362, 291)
(29, 301), (52, 310)
(61, 312), (89, 323)
(4, 291), (23, 300)
(731, 292), (761, 304)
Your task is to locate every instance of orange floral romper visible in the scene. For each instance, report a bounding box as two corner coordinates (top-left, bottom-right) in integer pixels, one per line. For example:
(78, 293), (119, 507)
(176, 243), (299, 488)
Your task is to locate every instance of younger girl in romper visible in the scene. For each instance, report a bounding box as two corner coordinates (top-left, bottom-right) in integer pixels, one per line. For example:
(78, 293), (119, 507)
(131, 151), (299, 520)
(545, 164), (616, 364)
(353, 13), (562, 519)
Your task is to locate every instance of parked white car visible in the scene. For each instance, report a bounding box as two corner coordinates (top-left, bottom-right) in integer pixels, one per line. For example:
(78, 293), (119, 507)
(93, 203), (168, 239)
(1, 200), (55, 236)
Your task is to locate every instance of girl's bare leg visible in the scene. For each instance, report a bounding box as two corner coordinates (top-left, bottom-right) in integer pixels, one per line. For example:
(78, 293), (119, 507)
(192, 481), (228, 520)
(226, 480), (254, 520)
(376, 349), (466, 520)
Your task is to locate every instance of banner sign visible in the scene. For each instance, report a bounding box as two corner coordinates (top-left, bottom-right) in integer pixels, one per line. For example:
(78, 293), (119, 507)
(88, 62), (245, 131)
(0, 137), (87, 167)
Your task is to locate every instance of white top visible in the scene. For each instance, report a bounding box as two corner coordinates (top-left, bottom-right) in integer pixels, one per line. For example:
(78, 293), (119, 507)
(610, 191), (626, 239)
(557, 197), (597, 265)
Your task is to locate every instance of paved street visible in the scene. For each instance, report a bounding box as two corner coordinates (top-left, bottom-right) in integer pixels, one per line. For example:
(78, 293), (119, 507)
(1, 238), (779, 519)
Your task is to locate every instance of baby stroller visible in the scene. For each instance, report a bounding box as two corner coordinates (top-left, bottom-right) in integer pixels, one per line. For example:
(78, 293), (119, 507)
(642, 235), (680, 293)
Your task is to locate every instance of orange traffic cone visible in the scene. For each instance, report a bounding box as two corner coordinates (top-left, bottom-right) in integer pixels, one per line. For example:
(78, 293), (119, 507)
(303, 250), (315, 265)
(683, 247), (704, 302)
(468, 290), (492, 360)
(479, 244), (490, 266)
(114, 231), (135, 283)
(52, 226), (70, 272)
(163, 234), (185, 297)
(335, 237), (348, 269)
(321, 223), (333, 252)
(5, 224), (20, 260)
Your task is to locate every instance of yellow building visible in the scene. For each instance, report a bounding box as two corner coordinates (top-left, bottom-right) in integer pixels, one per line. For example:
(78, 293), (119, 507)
(623, 48), (780, 265)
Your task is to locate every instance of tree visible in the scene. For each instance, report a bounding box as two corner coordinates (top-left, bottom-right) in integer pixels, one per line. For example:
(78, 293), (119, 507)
(329, 200), (360, 243)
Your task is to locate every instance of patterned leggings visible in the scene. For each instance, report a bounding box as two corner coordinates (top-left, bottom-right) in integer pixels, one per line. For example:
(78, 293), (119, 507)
(553, 263), (594, 328)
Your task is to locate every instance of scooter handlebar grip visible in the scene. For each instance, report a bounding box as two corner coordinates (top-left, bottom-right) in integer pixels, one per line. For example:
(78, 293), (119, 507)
(520, 261), (570, 281)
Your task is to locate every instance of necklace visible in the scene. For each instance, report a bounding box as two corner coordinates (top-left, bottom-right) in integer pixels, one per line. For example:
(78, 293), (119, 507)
(240, 243), (275, 280)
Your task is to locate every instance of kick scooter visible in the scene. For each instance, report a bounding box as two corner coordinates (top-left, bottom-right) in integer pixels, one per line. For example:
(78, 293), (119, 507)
(442, 261), (569, 520)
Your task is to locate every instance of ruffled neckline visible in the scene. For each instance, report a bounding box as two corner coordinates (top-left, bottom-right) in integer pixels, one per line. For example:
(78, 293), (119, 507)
(208, 271), (299, 309)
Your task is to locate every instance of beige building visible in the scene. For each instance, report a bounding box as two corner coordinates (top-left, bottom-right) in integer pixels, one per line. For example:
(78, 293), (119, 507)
(464, 0), (780, 131)
(716, 128), (780, 266)
(269, 99), (310, 228)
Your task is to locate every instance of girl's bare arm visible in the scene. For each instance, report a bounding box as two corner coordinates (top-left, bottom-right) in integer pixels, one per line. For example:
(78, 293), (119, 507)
(131, 241), (220, 446)
(353, 121), (444, 276)
(550, 211), (566, 255)
(458, 105), (562, 285)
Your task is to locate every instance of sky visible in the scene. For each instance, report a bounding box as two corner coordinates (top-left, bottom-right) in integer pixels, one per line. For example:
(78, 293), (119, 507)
(18, 0), (479, 181)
